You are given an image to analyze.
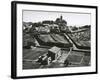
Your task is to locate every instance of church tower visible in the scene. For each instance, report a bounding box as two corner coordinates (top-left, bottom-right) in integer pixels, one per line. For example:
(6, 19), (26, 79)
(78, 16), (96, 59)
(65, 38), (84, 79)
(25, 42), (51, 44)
(60, 15), (63, 21)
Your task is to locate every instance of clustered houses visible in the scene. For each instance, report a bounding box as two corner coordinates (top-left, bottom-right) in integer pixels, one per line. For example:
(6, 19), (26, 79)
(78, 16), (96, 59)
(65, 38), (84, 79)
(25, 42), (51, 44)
(23, 15), (70, 33)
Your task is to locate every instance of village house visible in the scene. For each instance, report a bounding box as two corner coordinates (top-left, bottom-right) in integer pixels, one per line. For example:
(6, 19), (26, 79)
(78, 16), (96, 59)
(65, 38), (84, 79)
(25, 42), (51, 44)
(35, 25), (50, 33)
(47, 46), (62, 61)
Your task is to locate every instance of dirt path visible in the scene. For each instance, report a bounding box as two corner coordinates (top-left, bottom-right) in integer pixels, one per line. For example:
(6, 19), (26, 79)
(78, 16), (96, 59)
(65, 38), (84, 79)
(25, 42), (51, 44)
(58, 48), (72, 63)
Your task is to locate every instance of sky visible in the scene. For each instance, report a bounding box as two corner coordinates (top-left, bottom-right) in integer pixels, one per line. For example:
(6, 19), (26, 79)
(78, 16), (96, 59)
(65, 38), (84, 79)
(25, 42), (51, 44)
(23, 10), (91, 27)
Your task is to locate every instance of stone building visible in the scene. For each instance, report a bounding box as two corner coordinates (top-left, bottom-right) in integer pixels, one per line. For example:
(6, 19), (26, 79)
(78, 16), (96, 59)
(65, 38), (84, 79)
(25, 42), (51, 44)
(47, 46), (62, 61)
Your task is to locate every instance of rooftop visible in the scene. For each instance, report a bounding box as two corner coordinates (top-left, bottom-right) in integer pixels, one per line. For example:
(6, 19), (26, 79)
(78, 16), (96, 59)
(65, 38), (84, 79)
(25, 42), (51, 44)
(48, 46), (61, 54)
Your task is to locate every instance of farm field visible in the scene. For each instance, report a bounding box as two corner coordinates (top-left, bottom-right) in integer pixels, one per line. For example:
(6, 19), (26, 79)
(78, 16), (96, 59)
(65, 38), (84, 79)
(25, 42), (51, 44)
(67, 51), (90, 67)
(23, 47), (48, 69)
(23, 48), (48, 60)
(68, 29), (91, 47)
(38, 33), (70, 44)
(23, 47), (90, 69)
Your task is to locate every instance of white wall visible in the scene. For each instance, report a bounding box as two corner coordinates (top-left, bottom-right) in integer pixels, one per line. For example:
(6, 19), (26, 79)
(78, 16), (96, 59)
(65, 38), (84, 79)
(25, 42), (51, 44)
(0, 0), (100, 80)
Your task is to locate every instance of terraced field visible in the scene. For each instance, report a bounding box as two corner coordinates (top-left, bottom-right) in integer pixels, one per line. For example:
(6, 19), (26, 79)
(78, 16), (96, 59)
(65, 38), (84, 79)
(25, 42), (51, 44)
(39, 34), (69, 44)
(23, 48), (48, 69)
(68, 30), (91, 47)
(50, 34), (69, 44)
(23, 48), (48, 60)
(67, 51), (90, 67)
(23, 48), (90, 69)
(23, 30), (91, 69)
(39, 34), (55, 43)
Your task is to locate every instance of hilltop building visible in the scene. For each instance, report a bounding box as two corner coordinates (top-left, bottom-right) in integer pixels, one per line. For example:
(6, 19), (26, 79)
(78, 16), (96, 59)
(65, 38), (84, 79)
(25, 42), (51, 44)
(55, 15), (68, 32)
(23, 15), (70, 33)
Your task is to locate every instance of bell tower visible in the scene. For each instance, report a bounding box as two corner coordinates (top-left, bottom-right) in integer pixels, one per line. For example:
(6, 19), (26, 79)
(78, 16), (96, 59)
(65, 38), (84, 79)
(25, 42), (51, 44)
(60, 15), (63, 21)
